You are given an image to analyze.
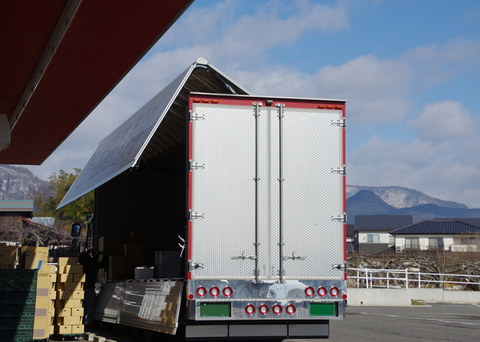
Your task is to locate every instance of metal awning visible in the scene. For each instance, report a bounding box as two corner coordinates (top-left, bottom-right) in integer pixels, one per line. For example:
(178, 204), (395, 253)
(0, 0), (194, 164)
(58, 57), (249, 209)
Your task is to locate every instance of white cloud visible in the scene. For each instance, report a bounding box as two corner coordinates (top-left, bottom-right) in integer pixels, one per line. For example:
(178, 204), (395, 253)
(348, 132), (480, 208)
(408, 101), (478, 141)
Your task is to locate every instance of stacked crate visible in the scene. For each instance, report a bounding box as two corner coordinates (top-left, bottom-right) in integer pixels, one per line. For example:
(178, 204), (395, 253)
(0, 269), (37, 342)
(33, 264), (57, 339)
(0, 243), (17, 269)
(55, 257), (85, 336)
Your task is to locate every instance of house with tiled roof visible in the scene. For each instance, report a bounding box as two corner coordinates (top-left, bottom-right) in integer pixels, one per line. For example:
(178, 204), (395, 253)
(390, 218), (480, 252)
(0, 200), (33, 231)
(354, 215), (413, 254)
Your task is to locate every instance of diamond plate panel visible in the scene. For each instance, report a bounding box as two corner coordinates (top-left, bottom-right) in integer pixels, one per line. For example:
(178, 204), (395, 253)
(191, 104), (256, 279)
(281, 108), (344, 279)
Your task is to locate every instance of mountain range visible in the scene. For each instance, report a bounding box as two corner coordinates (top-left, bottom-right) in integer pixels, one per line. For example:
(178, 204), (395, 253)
(0, 165), (48, 200)
(1, 165), (479, 222)
(346, 185), (480, 223)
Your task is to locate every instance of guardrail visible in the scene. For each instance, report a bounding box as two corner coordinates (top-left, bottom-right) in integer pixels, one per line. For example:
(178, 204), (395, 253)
(349, 268), (480, 289)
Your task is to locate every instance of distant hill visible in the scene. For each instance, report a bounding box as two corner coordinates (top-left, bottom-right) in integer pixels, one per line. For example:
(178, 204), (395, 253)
(346, 186), (480, 223)
(0, 165), (49, 200)
(347, 185), (467, 209)
(346, 190), (395, 220)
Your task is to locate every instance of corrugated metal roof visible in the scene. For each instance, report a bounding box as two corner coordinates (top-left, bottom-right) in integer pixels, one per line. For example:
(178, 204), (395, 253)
(0, 200), (33, 211)
(390, 219), (480, 235)
(57, 58), (250, 209)
(354, 215), (413, 231)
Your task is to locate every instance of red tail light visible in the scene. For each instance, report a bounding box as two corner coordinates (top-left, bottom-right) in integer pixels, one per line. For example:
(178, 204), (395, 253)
(286, 305), (296, 315)
(317, 287), (327, 297)
(196, 287), (206, 297)
(223, 287), (233, 297)
(305, 287), (314, 297)
(210, 287), (219, 297)
(259, 304), (269, 315)
(272, 304), (282, 315)
(245, 304), (255, 315)
(330, 287), (339, 297)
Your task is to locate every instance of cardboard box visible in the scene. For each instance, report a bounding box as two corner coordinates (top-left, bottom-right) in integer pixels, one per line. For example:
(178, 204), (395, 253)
(25, 251), (46, 269)
(71, 307), (84, 317)
(74, 273), (86, 282)
(55, 325), (72, 335)
(63, 264), (83, 274)
(21, 246), (48, 269)
(49, 290), (57, 300)
(71, 325), (85, 334)
(56, 299), (82, 308)
(0, 264), (13, 269)
(58, 257), (79, 266)
(37, 288), (50, 297)
(49, 325), (54, 335)
(0, 246), (17, 266)
(35, 297), (51, 309)
(108, 267), (128, 281)
(56, 308), (72, 317)
(124, 243), (144, 256)
(34, 316), (48, 329)
(33, 328), (48, 339)
(57, 282), (84, 291)
(57, 316), (83, 325)
(58, 273), (74, 282)
(72, 290), (84, 299)
(35, 299), (54, 317)
(109, 255), (127, 268)
(99, 236), (129, 255)
(37, 273), (53, 289)
(57, 291), (72, 300)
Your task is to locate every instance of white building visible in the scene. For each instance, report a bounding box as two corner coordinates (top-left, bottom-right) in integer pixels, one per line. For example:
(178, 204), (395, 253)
(354, 215), (413, 254)
(390, 219), (480, 252)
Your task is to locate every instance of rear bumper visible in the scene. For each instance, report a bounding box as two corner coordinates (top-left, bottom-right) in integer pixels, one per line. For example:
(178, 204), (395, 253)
(185, 320), (329, 340)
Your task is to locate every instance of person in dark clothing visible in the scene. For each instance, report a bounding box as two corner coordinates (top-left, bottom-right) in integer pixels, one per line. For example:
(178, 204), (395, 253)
(79, 250), (107, 326)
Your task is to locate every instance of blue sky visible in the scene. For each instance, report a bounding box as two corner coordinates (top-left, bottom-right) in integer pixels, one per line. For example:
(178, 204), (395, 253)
(28, 0), (480, 207)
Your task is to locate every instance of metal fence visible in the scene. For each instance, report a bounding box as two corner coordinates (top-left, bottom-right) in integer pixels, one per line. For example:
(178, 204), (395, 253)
(349, 268), (480, 290)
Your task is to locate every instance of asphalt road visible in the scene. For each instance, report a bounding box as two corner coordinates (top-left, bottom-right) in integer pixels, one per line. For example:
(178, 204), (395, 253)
(74, 303), (480, 342)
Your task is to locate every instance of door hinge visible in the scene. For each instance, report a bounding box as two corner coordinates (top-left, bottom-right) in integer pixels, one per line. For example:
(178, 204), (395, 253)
(331, 118), (346, 127)
(190, 110), (204, 121)
(331, 165), (346, 175)
(253, 102), (262, 117)
(283, 251), (306, 261)
(332, 213), (347, 223)
(189, 211), (204, 220)
(189, 261), (204, 270)
(332, 263), (348, 272)
(189, 161), (205, 171)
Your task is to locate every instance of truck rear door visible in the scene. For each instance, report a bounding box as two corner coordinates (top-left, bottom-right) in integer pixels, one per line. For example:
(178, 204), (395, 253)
(188, 94), (346, 282)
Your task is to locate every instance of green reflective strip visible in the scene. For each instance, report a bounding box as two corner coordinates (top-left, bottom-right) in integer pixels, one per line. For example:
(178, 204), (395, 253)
(310, 303), (336, 316)
(200, 303), (231, 317)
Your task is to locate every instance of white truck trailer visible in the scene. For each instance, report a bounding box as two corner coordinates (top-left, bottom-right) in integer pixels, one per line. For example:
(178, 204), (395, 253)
(59, 58), (347, 340)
